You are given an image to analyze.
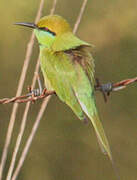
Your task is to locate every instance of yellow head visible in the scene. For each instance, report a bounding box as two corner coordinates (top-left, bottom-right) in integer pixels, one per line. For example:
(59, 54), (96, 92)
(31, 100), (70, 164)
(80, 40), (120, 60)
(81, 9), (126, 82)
(15, 15), (72, 48)
(37, 15), (72, 35)
(15, 14), (90, 51)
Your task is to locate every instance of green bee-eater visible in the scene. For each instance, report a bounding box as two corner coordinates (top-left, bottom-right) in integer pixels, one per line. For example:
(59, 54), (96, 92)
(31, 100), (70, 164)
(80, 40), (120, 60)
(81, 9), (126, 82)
(15, 15), (112, 160)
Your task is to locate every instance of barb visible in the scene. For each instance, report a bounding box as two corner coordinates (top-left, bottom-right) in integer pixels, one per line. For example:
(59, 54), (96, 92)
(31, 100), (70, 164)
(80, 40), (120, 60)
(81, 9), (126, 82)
(95, 77), (137, 102)
(3, 0), (45, 180)
(0, 89), (55, 104)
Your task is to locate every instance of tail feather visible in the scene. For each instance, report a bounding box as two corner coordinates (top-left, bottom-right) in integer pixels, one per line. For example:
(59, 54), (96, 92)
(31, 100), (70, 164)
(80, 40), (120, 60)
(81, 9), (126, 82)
(75, 94), (112, 159)
(87, 111), (112, 160)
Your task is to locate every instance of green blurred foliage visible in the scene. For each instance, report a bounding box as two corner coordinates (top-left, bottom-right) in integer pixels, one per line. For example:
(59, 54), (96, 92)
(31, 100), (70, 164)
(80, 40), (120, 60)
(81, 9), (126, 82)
(0, 0), (137, 180)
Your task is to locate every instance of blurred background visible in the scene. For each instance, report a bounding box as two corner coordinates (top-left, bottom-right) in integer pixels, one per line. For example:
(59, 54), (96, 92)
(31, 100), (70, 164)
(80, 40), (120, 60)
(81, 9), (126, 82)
(0, 0), (136, 179)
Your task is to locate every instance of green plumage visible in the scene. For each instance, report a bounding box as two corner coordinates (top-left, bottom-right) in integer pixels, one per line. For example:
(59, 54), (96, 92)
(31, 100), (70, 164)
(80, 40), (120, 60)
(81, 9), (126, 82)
(37, 15), (112, 160)
(38, 21), (112, 159)
(16, 15), (112, 160)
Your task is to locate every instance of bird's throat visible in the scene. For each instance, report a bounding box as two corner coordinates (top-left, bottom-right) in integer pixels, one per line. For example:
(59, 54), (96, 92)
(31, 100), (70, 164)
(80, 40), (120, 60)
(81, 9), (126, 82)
(34, 29), (55, 48)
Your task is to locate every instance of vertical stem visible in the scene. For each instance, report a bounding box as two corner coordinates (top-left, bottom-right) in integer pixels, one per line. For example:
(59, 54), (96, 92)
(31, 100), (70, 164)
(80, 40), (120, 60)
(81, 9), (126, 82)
(50, 0), (57, 15)
(6, 58), (40, 180)
(0, 0), (44, 180)
(0, 32), (35, 180)
(11, 97), (51, 180)
(73, 0), (88, 34)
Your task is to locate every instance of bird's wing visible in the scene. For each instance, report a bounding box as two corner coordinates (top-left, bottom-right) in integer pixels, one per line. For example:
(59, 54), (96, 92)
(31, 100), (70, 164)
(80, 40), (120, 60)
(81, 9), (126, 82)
(66, 47), (112, 160)
(40, 48), (85, 120)
(41, 47), (112, 160)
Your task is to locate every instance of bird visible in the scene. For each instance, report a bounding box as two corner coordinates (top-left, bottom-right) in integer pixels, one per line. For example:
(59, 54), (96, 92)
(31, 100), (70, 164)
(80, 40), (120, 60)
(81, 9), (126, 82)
(15, 15), (112, 161)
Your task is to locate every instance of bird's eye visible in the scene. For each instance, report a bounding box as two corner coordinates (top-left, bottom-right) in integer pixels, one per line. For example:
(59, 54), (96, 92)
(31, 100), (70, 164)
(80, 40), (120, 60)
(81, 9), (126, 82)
(39, 27), (56, 36)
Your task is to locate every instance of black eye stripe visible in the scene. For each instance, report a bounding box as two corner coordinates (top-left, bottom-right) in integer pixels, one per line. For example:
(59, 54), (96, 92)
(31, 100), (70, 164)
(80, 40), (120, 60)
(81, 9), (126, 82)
(39, 27), (56, 36)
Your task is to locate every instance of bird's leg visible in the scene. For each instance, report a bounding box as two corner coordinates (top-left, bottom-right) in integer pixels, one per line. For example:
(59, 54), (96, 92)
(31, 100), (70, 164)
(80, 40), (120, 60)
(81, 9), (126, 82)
(95, 78), (113, 102)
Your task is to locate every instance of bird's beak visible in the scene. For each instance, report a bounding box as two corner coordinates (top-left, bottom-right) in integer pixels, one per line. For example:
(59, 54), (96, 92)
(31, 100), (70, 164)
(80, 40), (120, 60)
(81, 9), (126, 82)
(14, 22), (37, 29)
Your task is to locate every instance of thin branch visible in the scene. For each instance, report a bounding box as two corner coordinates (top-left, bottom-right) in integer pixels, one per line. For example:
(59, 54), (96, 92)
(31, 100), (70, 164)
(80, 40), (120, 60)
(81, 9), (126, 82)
(6, 56), (41, 180)
(50, 0), (57, 15)
(0, 76), (136, 104)
(11, 97), (51, 180)
(73, 0), (88, 34)
(1, 0), (45, 180)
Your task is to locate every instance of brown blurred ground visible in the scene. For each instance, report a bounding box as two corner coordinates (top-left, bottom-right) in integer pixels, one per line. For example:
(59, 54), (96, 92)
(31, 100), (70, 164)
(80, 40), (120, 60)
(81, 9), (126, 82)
(0, 0), (136, 180)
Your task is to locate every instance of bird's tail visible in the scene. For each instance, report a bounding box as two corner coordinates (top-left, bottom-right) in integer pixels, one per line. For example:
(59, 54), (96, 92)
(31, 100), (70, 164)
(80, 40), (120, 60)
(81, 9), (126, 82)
(82, 106), (121, 180)
(88, 110), (112, 160)
(76, 93), (112, 159)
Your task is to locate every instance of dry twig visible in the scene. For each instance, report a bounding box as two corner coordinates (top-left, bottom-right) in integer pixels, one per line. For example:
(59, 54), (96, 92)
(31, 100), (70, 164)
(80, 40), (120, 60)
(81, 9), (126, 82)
(73, 0), (88, 34)
(11, 96), (51, 180)
(6, 58), (41, 180)
(50, 0), (57, 15)
(0, 1), (45, 180)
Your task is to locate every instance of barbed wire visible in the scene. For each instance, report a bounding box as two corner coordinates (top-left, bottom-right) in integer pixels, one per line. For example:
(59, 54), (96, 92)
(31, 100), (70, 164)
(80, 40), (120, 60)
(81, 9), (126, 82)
(0, 76), (136, 104)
